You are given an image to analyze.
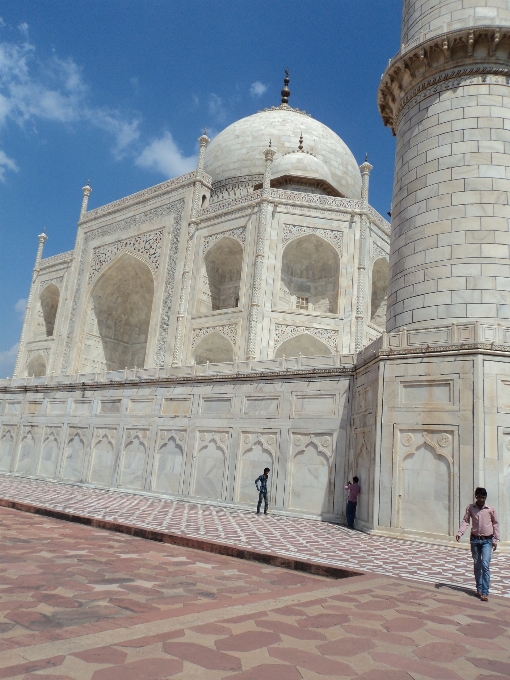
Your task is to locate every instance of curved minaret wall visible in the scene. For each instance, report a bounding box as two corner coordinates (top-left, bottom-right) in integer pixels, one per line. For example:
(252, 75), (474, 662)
(380, 1), (510, 331)
(402, 1), (510, 46)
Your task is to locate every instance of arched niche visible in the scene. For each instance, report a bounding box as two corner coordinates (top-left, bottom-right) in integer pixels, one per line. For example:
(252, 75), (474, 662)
(62, 432), (85, 481)
(80, 254), (154, 372)
(280, 235), (339, 313)
(370, 258), (389, 327)
(39, 431), (60, 478)
(193, 332), (234, 365)
(399, 442), (450, 536)
(275, 333), (332, 359)
(289, 441), (330, 515)
(153, 435), (183, 495)
(194, 438), (226, 500)
(237, 441), (273, 504)
(40, 284), (60, 337)
(89, 435), (114, 486)
(198, 237), (243, 312)
(120, 434), (147, 490)
(0, 429), (15, 472)
(26, 354), (47, 377)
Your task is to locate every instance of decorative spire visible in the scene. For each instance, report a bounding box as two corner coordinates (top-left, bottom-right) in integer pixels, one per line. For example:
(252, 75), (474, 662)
(80, 181), (92, 220)
(298, 133), (303, 151)
(281, 68), (290, 104)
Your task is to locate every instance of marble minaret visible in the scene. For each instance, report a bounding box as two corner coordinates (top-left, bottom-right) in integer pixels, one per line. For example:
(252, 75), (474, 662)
(379, 0), (510, 332)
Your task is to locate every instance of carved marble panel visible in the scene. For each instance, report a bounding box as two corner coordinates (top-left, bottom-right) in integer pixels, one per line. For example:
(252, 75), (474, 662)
(47, 400), (67, 416)
(88, 229), (163, 286)
(200, 397), (233, 416)
(62, 428), (87, 482)
(397, 377), (457, 410)
(100, 399), (122, 415)
(282, 224), (343, 252)
(38, 427), (61, 478)
(88, 428), (117, 486)
(0, 426), (16, 472)
(292, 392), (337, 417)
(203, 226), (246, 253)
(16, 426), (38, 475)
(128, 399), (154, 415)
(72, 400), (93, 415)
(243, 396), (280, 417)
(191, 324), (238, 350)
(274, 324), (338, 353)
(396, 427), (455, 537)
(25, 401), (43, 415)
(161, 398), (192, 416)
(236, 432), (276, 505)
(193, 431), (228, 501)
(152, 429), (186, 495)
(288, 432), (333, 515)
(120, 429), (149, 490)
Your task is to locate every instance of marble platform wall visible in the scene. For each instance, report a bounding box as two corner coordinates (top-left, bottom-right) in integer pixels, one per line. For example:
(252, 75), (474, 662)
(0, 375), (352, 520)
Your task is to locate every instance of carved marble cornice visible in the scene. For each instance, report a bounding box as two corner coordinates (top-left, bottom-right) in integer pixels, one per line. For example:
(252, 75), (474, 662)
(379, 25), (510, 134)
(39, 251), (74, 269)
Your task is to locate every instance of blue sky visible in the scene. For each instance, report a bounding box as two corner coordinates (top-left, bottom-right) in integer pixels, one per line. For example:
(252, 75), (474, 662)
(0, 0), (402, 376)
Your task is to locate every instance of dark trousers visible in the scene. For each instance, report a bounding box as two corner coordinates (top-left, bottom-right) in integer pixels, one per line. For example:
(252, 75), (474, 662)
(257, 490), (268, 514)
(346, 500), (357, 528)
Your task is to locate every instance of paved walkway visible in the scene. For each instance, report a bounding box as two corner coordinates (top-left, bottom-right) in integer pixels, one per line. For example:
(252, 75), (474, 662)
(0, 475), (509, 598)
(1, 505), (510, 680)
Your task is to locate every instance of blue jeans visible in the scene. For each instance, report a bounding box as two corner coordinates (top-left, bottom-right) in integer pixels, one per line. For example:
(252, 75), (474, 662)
(257, 490), (268, 514)
(346, 501), (357, 528)
(470, 536), (493, 596)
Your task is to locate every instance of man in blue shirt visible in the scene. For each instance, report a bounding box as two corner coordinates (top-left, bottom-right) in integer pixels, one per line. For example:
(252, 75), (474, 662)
(255, 468), (270, 515)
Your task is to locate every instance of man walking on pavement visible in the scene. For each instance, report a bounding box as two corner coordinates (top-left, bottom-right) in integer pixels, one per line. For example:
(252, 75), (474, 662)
(255, 467), (270, 515)
(456, 487), (499, 601)
(345, 476), (360, 529)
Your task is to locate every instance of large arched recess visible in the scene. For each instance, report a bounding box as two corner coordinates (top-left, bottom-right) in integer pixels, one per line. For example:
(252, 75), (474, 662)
(275, 333), (332, 359)
(193, 332), (234, 365)
(280, 235), (339, 313)
(198, 237), (243, 312)
(80, 254), (154, 372)
(26, 354), (47, 377)
(40, 284), (60, 336)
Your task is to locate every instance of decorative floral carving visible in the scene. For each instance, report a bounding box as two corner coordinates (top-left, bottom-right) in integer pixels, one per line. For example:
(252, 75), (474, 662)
(220, 433), (227, 443)
(199, 433), (207, 441)
(191, 324), (238, 350)
(82, 172), (198, 222)
(401, 433), (414, 447)
(372, 243), (388, 264)
(62, 198), (184, 372)
(267, 435), (275, 446)
(203, 227), (246, 253)
(39, 277), (64, 294)
(437, 433), (451, 448)
(282, 223), (343, 252)
(273, 323), (338, 353)
(39, 251), (74, 268)
(294, 436), (302, 446)
(210, 174), (263, 203)
(88, 229), (163, 285)
(367, 207), (391, 234)
(26, 348), (50, 364)
(199, 190), (263, 218)
(321, 437), (330, 447)
(244, 434), (251, 444)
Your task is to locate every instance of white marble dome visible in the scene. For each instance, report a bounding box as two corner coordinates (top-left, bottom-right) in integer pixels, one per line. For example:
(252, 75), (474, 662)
(204, 106), (362, 199)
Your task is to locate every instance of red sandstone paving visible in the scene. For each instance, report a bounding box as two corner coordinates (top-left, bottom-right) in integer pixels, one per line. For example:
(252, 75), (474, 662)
(1, 508), (510, 679)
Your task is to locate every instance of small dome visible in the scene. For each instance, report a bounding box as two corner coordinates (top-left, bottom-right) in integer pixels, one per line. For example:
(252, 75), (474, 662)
(271, 151), (333, 183)
(204, 107), (361, 200)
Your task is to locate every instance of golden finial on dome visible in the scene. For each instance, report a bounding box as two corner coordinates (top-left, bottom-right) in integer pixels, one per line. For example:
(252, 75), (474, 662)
(281, 68), (290, 104)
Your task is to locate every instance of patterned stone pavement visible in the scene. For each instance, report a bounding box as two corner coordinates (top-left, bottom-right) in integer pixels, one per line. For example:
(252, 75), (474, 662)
(1, 505), (510, 680)
(0, 474), (509, 598)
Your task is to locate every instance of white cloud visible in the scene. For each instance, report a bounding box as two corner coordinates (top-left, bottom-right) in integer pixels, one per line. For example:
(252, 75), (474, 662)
(0, 29), (140, 174)
(14, 297), (27, 317)
(0, 343), (18, 378)
(250, 81), (267, 97)
(208, 93), (226, 122)
(0, 149), (18, 180)
(136, 132), (197, 177)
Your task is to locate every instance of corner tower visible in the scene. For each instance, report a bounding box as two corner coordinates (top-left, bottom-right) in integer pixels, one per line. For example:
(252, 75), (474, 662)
(379, 1), (510, 331)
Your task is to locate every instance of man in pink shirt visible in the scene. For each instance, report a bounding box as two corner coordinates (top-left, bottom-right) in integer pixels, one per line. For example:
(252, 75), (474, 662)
(344, 476), (360, 529)
(456, 487), (499, 601)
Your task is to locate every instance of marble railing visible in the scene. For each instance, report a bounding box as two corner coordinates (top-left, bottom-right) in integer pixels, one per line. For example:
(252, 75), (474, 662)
(1, 353), (356, 387)
(198, 188), (390, 232)
(357, 321), (510, 363)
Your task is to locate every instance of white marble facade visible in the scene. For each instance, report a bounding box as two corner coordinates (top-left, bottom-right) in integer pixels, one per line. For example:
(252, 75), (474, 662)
(2, 1), (510, 550)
